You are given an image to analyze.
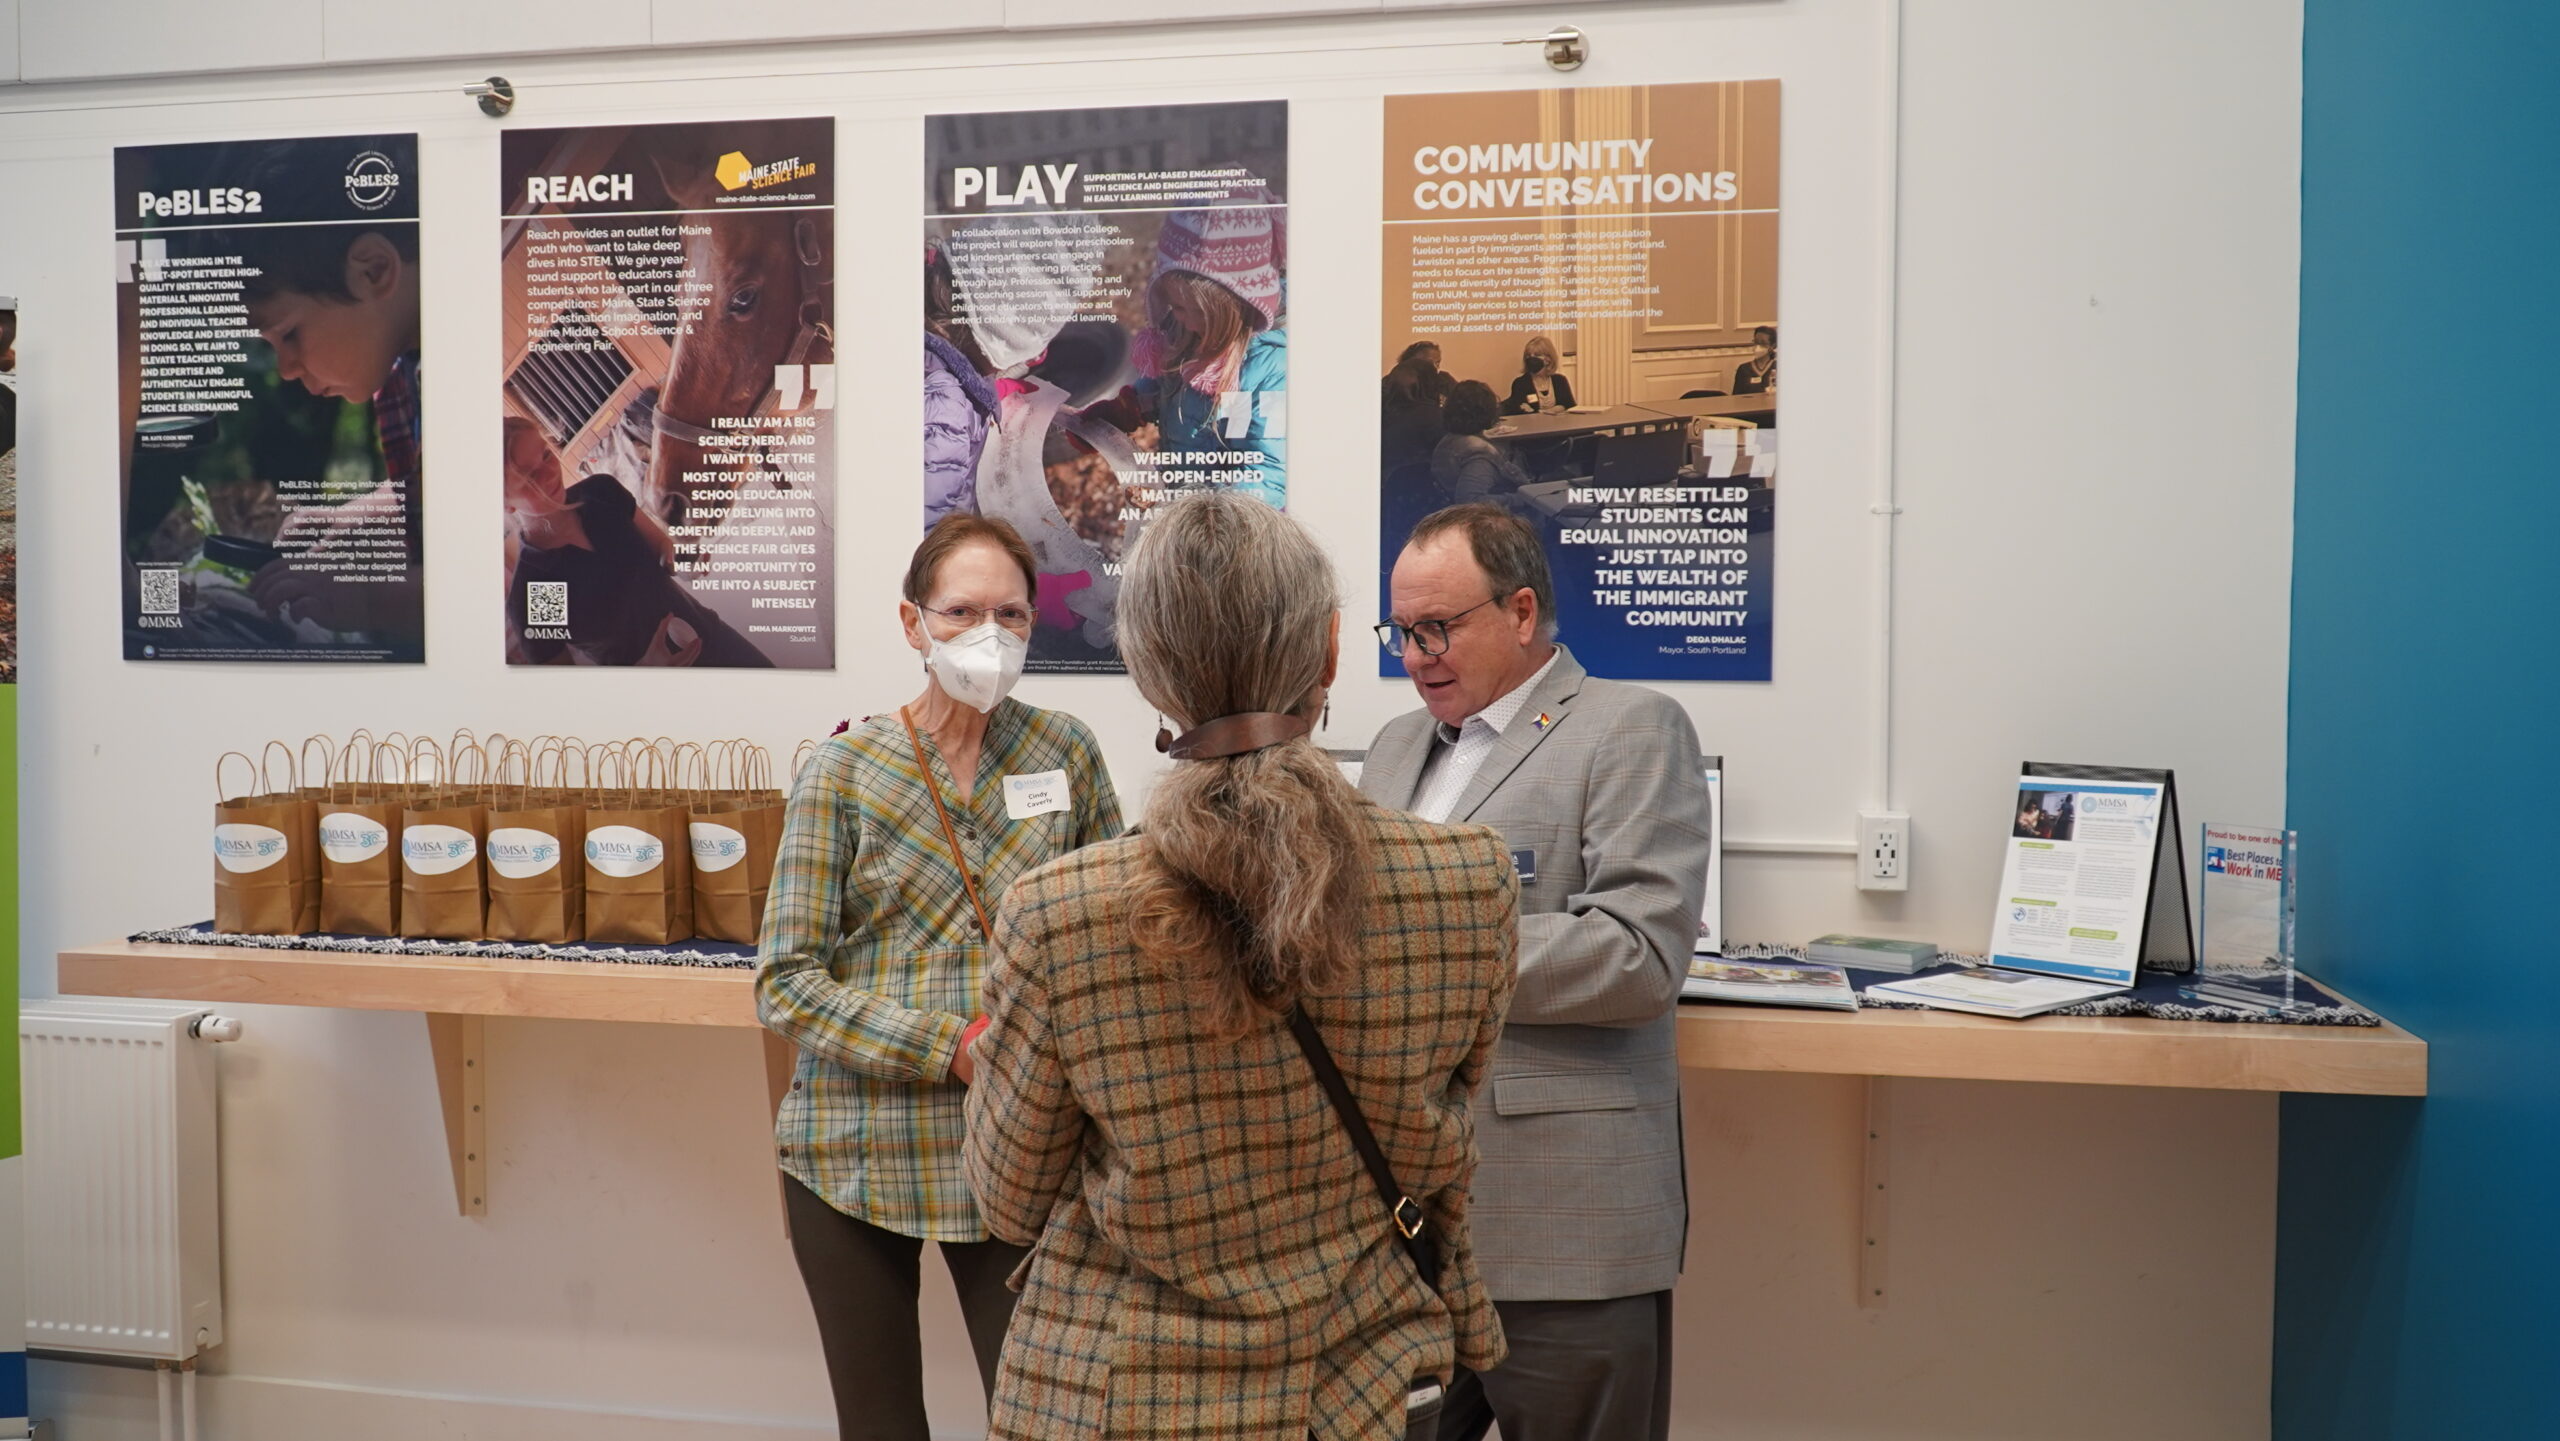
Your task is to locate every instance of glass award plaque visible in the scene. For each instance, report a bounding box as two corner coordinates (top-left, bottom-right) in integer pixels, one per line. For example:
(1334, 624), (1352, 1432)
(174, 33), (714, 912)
(2190, 823), (2311, 1014)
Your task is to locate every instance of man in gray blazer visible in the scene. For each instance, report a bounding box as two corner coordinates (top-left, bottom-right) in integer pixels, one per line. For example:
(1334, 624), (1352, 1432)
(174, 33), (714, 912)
(1362, 503), (1712, 1441)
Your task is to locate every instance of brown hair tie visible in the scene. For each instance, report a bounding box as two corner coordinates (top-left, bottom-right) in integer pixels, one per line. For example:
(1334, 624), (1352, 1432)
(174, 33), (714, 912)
(1163, 712), (1314, 761)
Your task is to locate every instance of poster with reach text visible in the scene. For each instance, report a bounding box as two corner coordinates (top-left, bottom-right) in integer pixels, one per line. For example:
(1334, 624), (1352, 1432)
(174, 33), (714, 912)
(116, 134), (424, 662)
(1380, 82), (1779, 681)
(501, 118), (836, 667)
(926, 101), (1289, 673)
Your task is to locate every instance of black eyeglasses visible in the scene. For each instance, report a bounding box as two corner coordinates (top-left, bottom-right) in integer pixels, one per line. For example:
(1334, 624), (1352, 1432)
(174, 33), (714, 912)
(1375, 596), (1499, 658)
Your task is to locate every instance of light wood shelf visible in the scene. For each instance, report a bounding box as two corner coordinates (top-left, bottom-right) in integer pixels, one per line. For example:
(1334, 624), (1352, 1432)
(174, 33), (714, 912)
(62, 940), (2426, 1096)
(1674, 994), (2424, 1095)
(62, 939), (757, 1028)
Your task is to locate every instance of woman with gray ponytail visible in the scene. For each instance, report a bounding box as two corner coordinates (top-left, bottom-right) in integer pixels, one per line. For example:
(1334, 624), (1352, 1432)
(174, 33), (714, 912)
(963, 492), (1520, 1441)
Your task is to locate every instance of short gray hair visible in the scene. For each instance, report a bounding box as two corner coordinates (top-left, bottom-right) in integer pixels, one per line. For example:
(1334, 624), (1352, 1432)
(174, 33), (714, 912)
(1407, 503), (1558, 640)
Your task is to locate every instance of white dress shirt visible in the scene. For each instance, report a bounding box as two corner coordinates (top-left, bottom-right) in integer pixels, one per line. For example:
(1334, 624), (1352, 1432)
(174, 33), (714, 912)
(1412, 649), (1561, 824)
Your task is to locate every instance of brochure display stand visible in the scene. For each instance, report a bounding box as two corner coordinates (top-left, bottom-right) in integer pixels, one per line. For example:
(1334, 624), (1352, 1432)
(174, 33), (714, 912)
(1999, 762), (2192, 975)
(1874, 764), (2192, 1019)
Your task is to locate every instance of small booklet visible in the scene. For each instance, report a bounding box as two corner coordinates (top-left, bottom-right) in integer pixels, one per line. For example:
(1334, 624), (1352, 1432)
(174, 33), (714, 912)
(1865, 966), (2122, 1019)
(1682, 956), (1859, 1011)
(1805, 934), (1938, 973)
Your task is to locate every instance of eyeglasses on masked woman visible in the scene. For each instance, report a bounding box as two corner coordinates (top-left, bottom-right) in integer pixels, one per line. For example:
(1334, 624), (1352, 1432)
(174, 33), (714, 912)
(921, 603), (1036, 634)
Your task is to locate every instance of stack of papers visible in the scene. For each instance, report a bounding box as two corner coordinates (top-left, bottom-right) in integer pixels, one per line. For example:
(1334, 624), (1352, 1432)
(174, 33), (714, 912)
(1805, 935), (1939, 973)
(1863, 967), (2121, 1019)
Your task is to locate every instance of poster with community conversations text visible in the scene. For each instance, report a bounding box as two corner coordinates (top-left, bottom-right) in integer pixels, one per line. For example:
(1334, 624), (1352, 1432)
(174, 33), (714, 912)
(925, 101), (1289, 673)
(1380, 82), (1778, 682)
(116, 134), (425, 662)
(501, 118), (836, 668)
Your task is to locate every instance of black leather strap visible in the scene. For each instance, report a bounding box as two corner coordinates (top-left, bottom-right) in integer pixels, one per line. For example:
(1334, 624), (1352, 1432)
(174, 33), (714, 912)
(1165, 711), (1313, 760)
(1286, 1006), (1442, 1288)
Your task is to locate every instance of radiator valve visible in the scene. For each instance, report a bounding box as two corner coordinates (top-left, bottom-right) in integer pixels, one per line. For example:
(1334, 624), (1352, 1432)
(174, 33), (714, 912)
(191, 1014), (244, 1042)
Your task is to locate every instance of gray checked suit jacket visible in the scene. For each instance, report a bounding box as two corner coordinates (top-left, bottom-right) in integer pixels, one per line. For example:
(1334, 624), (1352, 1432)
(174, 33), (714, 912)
(1360, 645), (1712, 1301)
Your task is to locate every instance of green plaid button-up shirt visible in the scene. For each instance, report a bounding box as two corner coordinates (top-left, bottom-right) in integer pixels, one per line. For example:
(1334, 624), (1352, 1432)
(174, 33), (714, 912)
(759, 698), (1122, 1240)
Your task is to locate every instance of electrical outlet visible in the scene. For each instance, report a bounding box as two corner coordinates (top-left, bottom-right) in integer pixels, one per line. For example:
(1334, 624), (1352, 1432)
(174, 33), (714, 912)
(1857, 811), (1909, 892)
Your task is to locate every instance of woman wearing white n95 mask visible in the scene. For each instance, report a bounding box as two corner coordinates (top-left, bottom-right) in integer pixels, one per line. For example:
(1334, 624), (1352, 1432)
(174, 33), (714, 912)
(758, 513), (1124, 1441)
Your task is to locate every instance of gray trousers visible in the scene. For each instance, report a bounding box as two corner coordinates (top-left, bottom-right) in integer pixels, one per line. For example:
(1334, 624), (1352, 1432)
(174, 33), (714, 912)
(783, 1175), (1028, 1441)
(1439, 1291), (1675, 1441)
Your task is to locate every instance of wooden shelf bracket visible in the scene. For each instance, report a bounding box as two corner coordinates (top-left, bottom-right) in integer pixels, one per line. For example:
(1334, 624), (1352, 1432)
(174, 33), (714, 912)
(1860, 1077), (1891, 1310)
(426, 1012), (489, 1217)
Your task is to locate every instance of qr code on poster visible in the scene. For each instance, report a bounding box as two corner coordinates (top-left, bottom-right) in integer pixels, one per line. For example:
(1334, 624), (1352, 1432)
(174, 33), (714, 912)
(526, 581), (569, 627)
(140, 567), (182, 616)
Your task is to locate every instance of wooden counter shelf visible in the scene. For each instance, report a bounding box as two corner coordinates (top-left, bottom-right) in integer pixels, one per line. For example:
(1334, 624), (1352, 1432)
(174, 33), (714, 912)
(61, 938), (2428, 1096)
(59, 939), (2427, 1297)
(62, 938), (760, 1029)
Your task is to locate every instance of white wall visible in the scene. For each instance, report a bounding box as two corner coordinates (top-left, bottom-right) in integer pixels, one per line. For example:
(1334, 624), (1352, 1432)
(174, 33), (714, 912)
(2, 1), (2305, 1437)
(0, 0), (1562, 83)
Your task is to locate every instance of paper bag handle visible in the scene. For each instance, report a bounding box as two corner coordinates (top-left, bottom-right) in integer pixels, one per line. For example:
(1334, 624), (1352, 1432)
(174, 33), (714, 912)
(215, 751), (259, 804)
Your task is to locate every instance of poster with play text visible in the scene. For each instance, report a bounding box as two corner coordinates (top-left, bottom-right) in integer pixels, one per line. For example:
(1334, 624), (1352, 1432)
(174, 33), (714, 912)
(925, 101), (1289, 673)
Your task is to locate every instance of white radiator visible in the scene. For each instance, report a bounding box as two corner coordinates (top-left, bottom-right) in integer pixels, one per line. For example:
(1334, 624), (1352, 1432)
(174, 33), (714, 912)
(20, 997), (237, 1363)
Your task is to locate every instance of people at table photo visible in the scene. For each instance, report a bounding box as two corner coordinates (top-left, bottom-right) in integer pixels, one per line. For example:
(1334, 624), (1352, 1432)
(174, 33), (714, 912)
(1364, 503), (1715, 1441)
(1502, 335), (1576, 416)
(1385, 339), (1445, 396)
(963, 491), (1519, 1441)
(1383, 353), (1449, 474)
(1731, 324), (1778, 395)
(1431, 380), (1537, 516)
(757, 514), (1123, 1441)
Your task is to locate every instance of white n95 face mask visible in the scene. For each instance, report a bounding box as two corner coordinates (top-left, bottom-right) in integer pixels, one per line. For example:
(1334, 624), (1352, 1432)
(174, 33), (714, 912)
(925, 621), (1029, 713)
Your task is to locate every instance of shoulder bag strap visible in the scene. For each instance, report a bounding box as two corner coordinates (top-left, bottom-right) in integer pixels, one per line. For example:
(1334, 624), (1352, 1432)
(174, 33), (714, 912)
(1285, 1006), (1441, 1288)
(900, 707), (995, 944)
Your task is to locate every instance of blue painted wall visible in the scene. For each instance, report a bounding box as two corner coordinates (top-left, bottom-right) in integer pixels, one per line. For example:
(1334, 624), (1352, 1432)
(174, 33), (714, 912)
(2276, 3), (2560, 1437)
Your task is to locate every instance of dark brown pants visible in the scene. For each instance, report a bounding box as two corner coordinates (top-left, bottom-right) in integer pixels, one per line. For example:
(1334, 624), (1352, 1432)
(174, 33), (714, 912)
(783, 1174), (1028, 1441)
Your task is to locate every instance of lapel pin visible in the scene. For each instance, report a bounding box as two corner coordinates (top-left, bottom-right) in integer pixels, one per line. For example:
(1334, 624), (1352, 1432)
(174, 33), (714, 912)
(1531, 712), (1556, 732)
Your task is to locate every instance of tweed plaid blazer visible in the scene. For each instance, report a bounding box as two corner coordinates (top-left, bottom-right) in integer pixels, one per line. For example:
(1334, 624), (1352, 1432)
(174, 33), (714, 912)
(963, 801), (1519, 1441)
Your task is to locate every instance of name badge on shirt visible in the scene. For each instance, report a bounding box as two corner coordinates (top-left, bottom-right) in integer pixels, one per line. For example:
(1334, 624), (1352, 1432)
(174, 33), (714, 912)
(1003, 769), (1072, 821)
(1511, 848), (1537, 883)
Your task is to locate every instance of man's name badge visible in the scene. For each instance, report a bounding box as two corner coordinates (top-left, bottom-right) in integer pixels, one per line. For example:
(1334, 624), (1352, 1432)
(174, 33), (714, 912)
(1003, 769), (1072, 820)
(1511, 848), (1537, 883)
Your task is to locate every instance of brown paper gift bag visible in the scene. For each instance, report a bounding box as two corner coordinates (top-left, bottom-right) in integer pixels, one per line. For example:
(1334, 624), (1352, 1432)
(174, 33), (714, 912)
(265, 742), (324, 932)
(319, 740), (406, 934)
(400, 742), (490, 940)
(213, 750), (319, 934)
(691, 742), (782, 944)
(485, 739), (588, 943)
(295, 735), (336, 805)
(583, 743), (694, 946)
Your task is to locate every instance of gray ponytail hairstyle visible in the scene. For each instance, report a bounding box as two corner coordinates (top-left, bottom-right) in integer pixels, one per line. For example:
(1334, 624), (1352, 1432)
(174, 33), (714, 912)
(1117, 492), (1371, 1038)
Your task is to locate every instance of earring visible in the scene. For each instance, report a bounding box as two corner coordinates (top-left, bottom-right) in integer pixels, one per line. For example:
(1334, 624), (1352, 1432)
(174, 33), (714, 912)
(1154, 715), (1173, 754)
(1322, 701), (1332, 733)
